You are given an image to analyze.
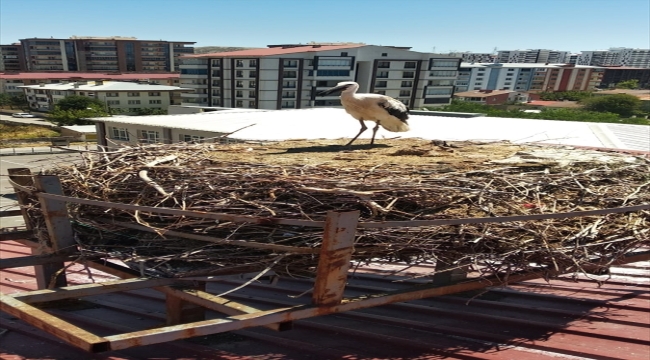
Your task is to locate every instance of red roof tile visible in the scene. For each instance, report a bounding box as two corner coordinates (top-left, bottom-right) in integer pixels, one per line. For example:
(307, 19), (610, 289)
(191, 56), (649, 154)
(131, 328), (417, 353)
(186, 44), (365, 58)
(0, 72), (180, 80)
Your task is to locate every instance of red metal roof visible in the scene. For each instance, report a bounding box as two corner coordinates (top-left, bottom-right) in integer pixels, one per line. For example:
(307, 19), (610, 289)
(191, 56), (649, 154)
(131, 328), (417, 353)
(1, 239), (648, 359)
(186, 44), (365, 58)
(0, 72), (180, 80)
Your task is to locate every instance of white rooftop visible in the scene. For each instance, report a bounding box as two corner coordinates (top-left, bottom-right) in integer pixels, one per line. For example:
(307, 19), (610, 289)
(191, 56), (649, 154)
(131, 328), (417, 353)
(20, 81), (189, 92)
(61, 125), (97, 133)
(90, 108), (650, 152)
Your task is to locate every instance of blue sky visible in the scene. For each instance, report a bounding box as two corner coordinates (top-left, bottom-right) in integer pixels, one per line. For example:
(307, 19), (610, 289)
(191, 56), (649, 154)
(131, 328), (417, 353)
(1, 0), (648, 53)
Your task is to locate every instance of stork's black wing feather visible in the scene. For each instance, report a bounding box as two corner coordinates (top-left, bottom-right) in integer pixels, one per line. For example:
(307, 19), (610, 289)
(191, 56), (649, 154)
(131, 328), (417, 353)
(378, 99), (409, 122)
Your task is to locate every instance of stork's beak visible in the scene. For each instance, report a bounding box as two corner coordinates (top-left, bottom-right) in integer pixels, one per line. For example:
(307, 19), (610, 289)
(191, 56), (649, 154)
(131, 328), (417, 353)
(317, 84), (348, 96)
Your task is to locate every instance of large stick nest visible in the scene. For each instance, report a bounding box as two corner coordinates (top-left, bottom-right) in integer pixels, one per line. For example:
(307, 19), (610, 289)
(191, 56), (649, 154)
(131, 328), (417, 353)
(35, 140), (649, 279)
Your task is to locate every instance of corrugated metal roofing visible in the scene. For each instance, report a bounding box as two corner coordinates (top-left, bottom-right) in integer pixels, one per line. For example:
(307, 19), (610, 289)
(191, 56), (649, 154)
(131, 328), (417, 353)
(1, 240), (649, 359)
(91, 108), (650, 152)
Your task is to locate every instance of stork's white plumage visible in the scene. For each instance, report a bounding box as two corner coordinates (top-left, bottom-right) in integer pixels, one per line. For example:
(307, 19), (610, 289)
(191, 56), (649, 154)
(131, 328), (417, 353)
(317, 81), (410, 146)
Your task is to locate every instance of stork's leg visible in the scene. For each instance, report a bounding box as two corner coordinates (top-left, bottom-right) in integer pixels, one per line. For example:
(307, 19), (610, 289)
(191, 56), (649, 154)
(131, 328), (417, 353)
(370, 121), (381, 146)
(345, 119), (367, 146)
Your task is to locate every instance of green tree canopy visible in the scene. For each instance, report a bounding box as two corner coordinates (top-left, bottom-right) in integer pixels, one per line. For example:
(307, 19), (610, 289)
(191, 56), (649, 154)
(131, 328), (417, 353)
(47, 95), (109, 126)
(580, 94), (641, 117)
(615, 79), (639, 89)
(538, 91), (593, 101)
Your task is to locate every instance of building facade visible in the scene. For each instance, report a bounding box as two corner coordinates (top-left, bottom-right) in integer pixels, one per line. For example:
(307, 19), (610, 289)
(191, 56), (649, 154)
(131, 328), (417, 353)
(0, 44), (27, 72)
(452, 89), (526, 105)
(577, 48), (650, 68)
(448, 52), (496, 63)
(19, 80), (189, 114)
(179, 45), (461, 110)
(455, 63), (604, 93)
(496, 49), (570, 64)
(599, 67), (650, 89)
(5, 36), (194, 73)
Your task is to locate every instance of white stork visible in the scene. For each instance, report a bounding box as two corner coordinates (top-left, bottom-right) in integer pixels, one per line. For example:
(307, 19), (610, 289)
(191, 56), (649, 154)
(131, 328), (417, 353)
(317, 81), (410, 146)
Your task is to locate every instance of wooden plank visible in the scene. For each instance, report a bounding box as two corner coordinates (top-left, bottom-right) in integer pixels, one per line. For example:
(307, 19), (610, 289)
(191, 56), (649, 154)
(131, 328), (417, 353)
(7, 168), (35, 231)
(0, 253), (83, 269)
(0, 294), (109, 352)
(10, 277), (181, 303)
(165, 282), (206, 326)
(312, 211), (359, 306)
(158, 287), (291, 331)
(33, 175), (77, 254)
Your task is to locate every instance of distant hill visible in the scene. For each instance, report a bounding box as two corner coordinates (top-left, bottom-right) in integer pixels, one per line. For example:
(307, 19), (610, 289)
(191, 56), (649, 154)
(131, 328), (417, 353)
(193, 46), (258, 54)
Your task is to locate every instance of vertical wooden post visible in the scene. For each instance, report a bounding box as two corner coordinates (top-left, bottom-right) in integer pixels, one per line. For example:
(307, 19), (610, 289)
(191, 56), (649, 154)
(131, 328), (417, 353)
(8, 169), (68, 289)
(312, 211), (359, 306)
(165, 282), (206, 326)
(33, 175), (76, 255)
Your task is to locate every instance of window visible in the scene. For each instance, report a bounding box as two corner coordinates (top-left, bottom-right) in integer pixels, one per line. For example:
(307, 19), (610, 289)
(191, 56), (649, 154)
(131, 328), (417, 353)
(179, 134), (205, 143)
(212, 70), (221, 77)
(148, 92), (161, 96)
(430, 70), (457, 77)
(107, 100), (120, 105)
(381, 53), (388, 57)
(401, 81), (413, 87)
(316, 70), (350, 76)
(282, 91), (296, 98)
(236, 60), (244, 67)
(236, 81), (244, 88)
(236, 90), (243, 98)
(249, 71), (257, 77)
(212, 80), (221, 86)
(283, 60), (298, 67)
(110, 127), (129, 141)
(249, 100), (255, 107)
(236, 70), (243, 77)
(128, 100), (141, 104)
(249, 81), (256, 88)
(318, 59), (351, 66)
(505, 77), (512, 80)
(375, 81), (387, 88)
(375, 90), (386, 95)
(283, 81), (296, 88)
(377, 71), (389, 78)
(180, 69), (207, 75)
(504, 82), (512, 85)
(149, 99), (161, 104)
(399, 90), (411, 97)
(127, 92), (140, 97)
(281, 100), (295, 108)
(249, 90), (256, 98)
(211, 59), (221, 67)
(139, 130), (159, 144)
(105, 92), (119, 97)
(283, 71), (297, 78)
(431, 60), (458, 68)
(402, 71), (414, 78)
(404, 62), (416, 68)
(399, 99), (410, 106)
(341, 52), (348, 56)
(378, 61), (390, 68)
(424, 98), (450, 104)
(428, 79), (454, 86)
(478, 69), (485, 72)
(249, 59), (257, 67)
(236, 100), (243, 107)
(425, 88), (453, 95)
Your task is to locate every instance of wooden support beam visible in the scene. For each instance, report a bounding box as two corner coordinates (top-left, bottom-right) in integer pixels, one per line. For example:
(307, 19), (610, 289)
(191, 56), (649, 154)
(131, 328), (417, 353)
(0, 253), (83, 269)
(10, 277), (181, 303)
(7, 168), (68, 289)
(165, 282), (206, 326)
(312, 211), (359, 306)
(0, 294), (109, 352)
(33, 175), (77, 254)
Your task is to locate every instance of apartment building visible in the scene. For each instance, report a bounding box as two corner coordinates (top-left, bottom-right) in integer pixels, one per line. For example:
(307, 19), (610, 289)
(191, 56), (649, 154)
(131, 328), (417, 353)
(599, 67), (650, 89)
(577, 48), (650, 68)
(0, 44), (27, 72)
(19, 80), (190, 114)
(496, 49), (570, 64)
(179, 44), (460, 110)
(453, 89), (525, 105)
(456, 63), (604, 92)
(6, 36), (194, 73)
(448, 52), (496, 63)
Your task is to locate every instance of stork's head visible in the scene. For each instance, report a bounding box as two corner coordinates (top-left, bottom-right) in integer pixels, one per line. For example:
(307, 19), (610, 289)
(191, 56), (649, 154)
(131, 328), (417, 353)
(317, 81), (359, 96)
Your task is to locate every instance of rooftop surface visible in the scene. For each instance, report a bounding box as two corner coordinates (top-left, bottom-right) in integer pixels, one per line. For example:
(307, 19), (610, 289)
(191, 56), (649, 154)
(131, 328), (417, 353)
(20, 81), (189, 91)
(1, 240), (648, 359)
(186, 44), (366, 58)
(92, 108), (650, 152)
(0, 72), (180, 80)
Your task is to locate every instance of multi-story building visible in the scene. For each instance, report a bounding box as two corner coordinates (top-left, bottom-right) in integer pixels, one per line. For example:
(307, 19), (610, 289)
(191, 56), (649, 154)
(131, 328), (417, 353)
(448, 52), (496, 63)
(497, 49), (570, 64)
(179, 44), (460, 110)
(455, 63), (604, 92)
(599, 67), (650, 89)
(0, 43), (27, 72)
(7, 36), (194, 73)
(577, 48), (650, 68)
(19, 80), (190, 114)
(452, 89), (527, 105)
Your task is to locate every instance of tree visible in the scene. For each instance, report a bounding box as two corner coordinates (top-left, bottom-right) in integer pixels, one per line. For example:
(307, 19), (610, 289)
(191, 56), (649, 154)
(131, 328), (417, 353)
(615, 79), (639, 89)
(0, 93), (29, 110)
(47, 95), (109, 126)
(580, 94), (641, 117)
(135, 108), (167, 116)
